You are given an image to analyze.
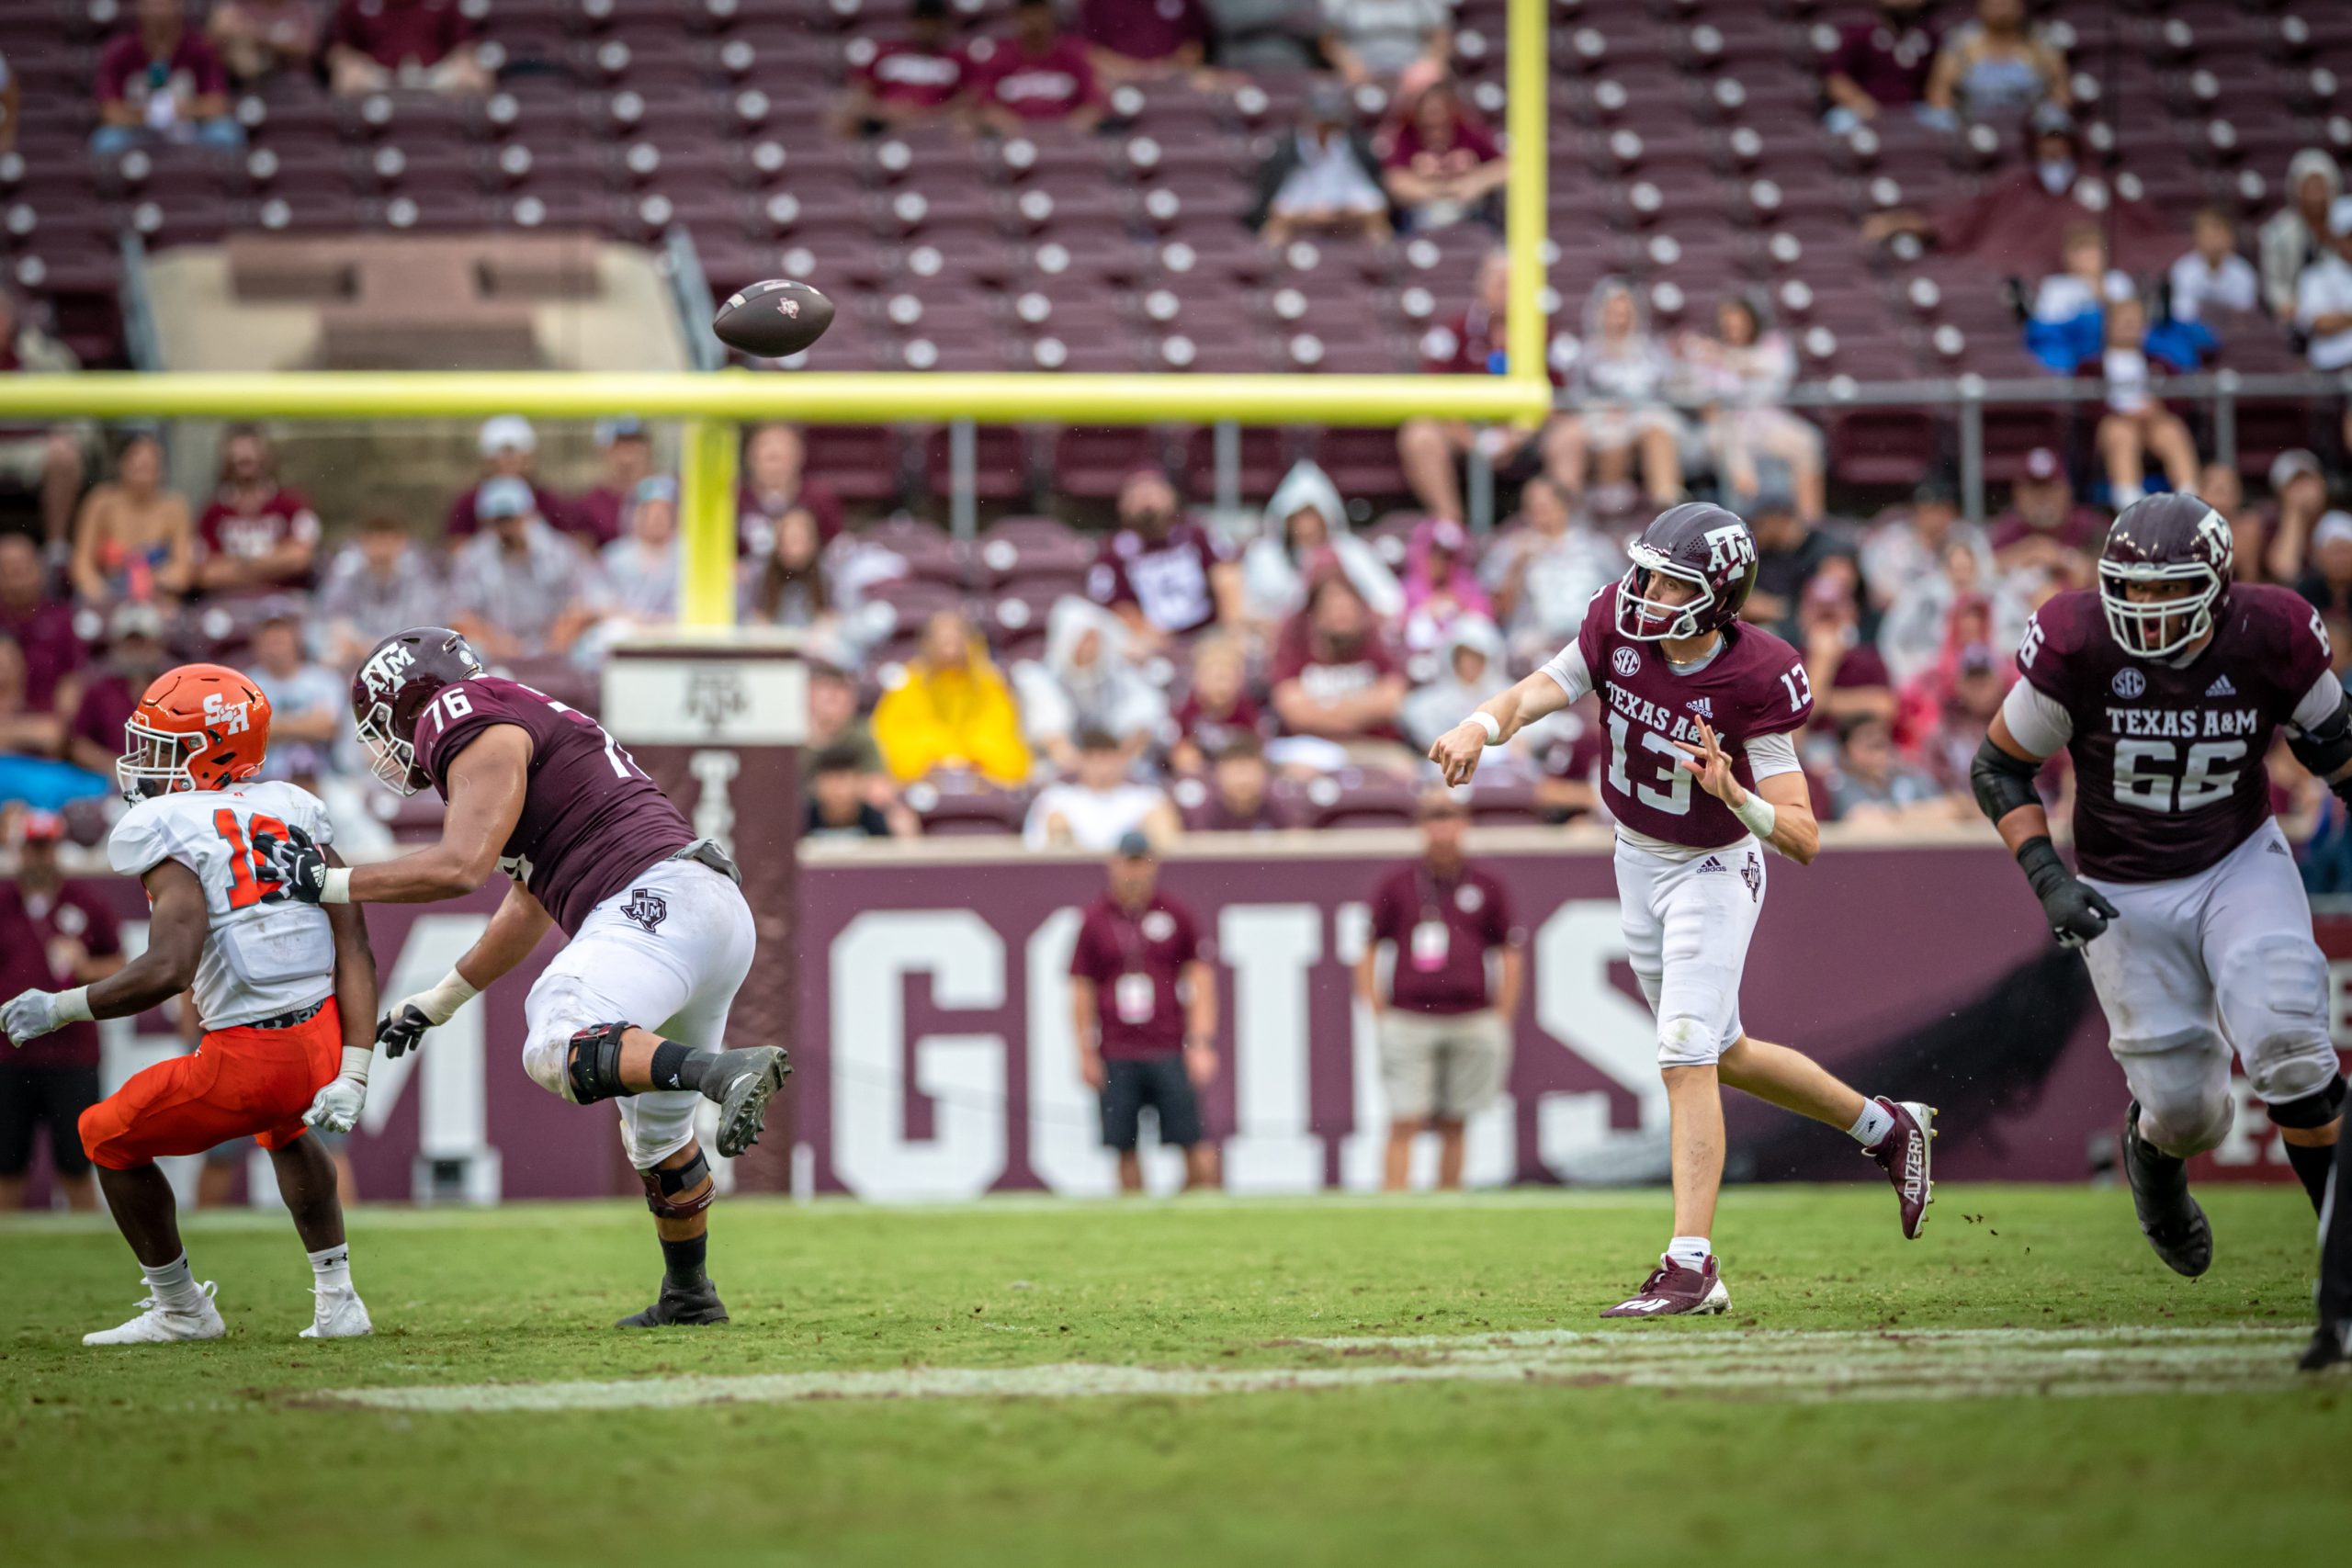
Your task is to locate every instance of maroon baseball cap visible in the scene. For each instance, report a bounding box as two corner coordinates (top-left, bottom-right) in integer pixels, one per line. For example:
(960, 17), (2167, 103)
(2021, 448), (2063, 483)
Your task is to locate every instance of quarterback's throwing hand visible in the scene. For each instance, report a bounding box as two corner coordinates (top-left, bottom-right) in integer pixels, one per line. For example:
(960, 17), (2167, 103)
(254, 821), (328, 904)
(1674, 718), (1740, 804)
(1429, 722), (1487, 787)
(2, 988), (66, 1044)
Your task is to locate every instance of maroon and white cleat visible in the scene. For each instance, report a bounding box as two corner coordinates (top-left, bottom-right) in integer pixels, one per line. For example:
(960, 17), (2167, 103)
(1864, 1099), (1937, 1240)
(1600, 1255), (1731, 1318)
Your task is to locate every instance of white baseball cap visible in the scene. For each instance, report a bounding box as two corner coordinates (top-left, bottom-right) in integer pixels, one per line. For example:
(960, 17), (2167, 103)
(2330, 195), (2352, 238)
(478, 414), (537, 457)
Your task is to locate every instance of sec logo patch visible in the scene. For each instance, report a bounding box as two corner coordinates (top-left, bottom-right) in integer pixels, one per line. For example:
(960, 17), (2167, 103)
(2111, 667), (2146, 699)
(1141, 910), (1176, 942)
(1455, 884), (1485, 913)
(1612, 646), (1642, 678)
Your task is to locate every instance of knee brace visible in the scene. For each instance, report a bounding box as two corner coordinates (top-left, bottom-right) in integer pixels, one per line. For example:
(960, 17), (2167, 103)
(1657, 1016), (1720, 1069)
(563, 1021), (636, 1105)
(2267, 1074), (2347, 1131)
(638, 1143), (716, 1219)
(2136, 1086), (2237, 1159)
(2218, 934), (2335, 1100)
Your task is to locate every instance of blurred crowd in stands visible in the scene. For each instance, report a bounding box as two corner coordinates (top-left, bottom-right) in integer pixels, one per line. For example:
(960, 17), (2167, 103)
(1, 0), (2351, 871)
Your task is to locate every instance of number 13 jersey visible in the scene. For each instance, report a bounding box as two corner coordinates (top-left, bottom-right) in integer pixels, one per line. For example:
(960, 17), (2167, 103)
(2004, 584), (2342, 884)
(1540, 588), (1815, 852)
(410, 675), (694, 935)
(107, 780), (338, 1029)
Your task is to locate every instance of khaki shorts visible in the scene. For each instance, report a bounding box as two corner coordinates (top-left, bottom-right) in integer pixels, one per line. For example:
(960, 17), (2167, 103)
(1378, 1007), (1510, 1122)
(0, 434), (58, 489)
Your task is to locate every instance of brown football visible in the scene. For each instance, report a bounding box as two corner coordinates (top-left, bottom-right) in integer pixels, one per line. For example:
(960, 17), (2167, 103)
(712, 278), (834, 358)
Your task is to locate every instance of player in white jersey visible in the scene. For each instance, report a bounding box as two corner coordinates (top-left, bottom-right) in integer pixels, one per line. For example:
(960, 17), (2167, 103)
(1, 664), (380, 1345)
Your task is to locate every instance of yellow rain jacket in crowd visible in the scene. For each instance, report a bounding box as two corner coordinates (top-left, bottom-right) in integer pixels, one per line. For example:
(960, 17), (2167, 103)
(870, 641), (1032, 785)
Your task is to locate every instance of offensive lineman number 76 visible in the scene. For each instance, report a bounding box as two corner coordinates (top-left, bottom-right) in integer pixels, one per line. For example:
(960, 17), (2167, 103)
(417, 686), (646, 782)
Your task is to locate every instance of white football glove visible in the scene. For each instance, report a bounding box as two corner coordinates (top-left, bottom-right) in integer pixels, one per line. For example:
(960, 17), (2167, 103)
(303, 1074), (368, 1134)
(3, 987), (88, 1045)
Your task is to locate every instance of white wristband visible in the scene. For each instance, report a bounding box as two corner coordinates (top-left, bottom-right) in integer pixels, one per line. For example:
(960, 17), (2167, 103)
(415, 969), (481, 1027)
(1466, 711), (1502, 746)
(321, 866), (354, 905)
(53, 986), (93, 1025)
(1733, 792), (1778, 840)
(338, 1044), (375, 1083)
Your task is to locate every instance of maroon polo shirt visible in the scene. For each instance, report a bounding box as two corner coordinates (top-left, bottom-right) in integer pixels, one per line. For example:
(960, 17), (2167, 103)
(329, 0), (476, 69)
(6, 881), (122, 1069)
(1826, 18), (1939, 107)
(1368, 860), (1521, 1014)
(1069, 892), (1204, 1058)
(1081, 0), (1209, 62)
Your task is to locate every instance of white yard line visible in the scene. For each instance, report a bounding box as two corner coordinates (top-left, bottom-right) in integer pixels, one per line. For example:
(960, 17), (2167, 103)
(317, 1325), (2316, 1414)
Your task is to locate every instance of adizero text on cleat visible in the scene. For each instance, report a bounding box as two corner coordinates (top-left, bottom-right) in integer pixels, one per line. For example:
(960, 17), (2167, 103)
(1864, 1099), (1937, 1240)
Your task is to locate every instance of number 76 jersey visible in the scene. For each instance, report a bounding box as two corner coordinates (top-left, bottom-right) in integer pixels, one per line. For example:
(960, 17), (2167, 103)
(1540, 587), (1816, 852)
(107, 779), (339, 1030)
(2007, 584), (2342, 884)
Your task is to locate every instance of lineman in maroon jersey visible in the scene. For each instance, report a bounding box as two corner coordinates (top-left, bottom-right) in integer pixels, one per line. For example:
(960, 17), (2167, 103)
(1975, 493), (2348, 1284)
(1430, 503), (1936, 1318)
(255, 627), (790, 1328)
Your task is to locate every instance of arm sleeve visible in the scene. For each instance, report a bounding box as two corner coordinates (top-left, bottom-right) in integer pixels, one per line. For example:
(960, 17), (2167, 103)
(2292, 669), (2345, 733)
(1746, 731), (1804, 781)
(1539, 639), (1593, 703)
(1999, 678), (2074, 757)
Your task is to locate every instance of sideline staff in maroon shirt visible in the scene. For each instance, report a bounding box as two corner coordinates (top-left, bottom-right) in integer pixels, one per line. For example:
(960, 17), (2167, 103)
(1069, 830), (1219, 1192)
(1356, 790), (1522, 1193)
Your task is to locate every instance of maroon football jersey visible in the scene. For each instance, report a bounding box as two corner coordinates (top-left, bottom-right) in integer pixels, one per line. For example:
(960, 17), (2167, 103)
(411, 676), (694, 934)
(1069, 893), (1205, 1058)
(2016, 584), (2333, 883)
(1368, 861), (1521, 1014)
(1086, 520), (1234, 635)
(1555, 589), (1815, 849)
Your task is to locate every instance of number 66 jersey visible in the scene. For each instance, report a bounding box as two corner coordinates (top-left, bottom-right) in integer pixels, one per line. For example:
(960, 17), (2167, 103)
(107, 780), (338, 1029)
(2004, 583), (2341, 883)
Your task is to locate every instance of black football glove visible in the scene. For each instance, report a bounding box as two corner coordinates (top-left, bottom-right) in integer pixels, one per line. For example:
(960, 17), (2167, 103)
(2018, 837), (2118, 950)
(375, 1001), (435, 1060)
(253, 821), (328, 905)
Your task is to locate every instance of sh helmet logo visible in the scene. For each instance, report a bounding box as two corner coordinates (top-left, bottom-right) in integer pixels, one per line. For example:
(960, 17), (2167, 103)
(202, 692), (251, 735)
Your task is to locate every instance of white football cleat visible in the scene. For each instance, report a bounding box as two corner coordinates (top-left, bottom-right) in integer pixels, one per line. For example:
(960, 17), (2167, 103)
(300, 1287), (373, 1340)
(84, 1280), (225, 1346)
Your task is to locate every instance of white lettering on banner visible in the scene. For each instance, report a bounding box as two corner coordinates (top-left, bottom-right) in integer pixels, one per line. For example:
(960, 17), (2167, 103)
(1218, 904), (1326, 1191)
(1532, 900), (1670, 1181)
(363, 914), (499, 1200)
(686, 750), (741, 852)
(831, 910), (1008, 1201)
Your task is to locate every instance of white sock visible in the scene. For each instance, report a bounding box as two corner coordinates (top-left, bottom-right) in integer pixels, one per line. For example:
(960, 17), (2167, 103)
(1666, 1235), (1711, 1271)
(141, 1252), (204, 1311)
(308, 1244), (353, 1295)
(1849, 1098), (1896, 1146)
(2113, 481), (2144, 507)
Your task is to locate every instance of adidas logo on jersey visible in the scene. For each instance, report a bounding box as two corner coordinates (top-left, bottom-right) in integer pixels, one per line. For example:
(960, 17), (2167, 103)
(1687, 697), (1713, 718)
(1697, 856), (1726, 874)
(2206, 674), (2237, 698)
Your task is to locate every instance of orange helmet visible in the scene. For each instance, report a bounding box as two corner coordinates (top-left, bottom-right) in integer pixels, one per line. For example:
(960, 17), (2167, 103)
(118, 663), (273, 801)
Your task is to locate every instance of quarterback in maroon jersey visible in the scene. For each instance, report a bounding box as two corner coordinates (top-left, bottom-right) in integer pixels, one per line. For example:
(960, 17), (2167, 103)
(1975, 493), (2347, 1283)
(255, 628), (789, 1328)
(1430, 504), (1936, 1317)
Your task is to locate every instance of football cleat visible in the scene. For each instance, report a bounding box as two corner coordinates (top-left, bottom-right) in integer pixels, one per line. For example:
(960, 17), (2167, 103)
(2121, 1100), (2213, 1278)
(703, 1045), (791, 1159)
(1863, 1099), (1937, 1240)
(2297, 1321), (2348, 1374)
(300, 1287), (374, 1340)
(1600, 1255), (1730, 1319)
(617, 1276), (730, 1328)
(84, 1280), (225, 1346)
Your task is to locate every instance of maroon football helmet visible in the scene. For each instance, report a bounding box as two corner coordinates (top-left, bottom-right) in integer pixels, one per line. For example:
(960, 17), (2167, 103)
(2098, 493), (2233, 658)
(1615, 502), (1759, 641)
(351, 626), (483, 796)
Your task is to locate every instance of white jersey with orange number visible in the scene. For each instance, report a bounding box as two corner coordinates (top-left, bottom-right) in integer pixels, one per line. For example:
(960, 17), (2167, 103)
(106, 781), (339, 1030)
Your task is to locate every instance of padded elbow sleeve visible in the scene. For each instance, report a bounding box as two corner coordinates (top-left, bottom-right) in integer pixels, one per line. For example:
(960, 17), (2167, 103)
(2289, 694), (2352, 780)
(1971, 737), (2041, 825)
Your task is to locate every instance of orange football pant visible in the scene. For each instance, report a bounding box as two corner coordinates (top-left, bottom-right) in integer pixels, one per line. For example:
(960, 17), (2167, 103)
(79, 998), (344, 1170)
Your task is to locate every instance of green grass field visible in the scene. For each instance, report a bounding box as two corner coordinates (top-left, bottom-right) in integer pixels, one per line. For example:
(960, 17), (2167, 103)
(4, 1184), (2346, 1568)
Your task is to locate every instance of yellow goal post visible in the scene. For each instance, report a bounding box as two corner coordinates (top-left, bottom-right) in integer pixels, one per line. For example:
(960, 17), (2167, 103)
(0, 0), (1551, 631)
